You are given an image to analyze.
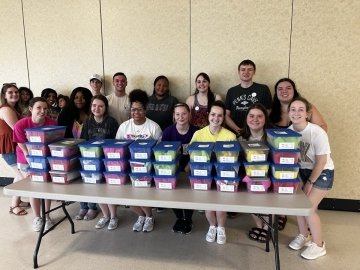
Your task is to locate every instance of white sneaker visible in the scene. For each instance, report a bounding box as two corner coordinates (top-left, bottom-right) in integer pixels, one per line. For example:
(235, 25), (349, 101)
(143, 216), (154, 232)
(133, 216), (145, 232)
(301, 242), (326, 260)
(32, 217), (43, 232)
(289, 234), (312, 250)
(45, 218), (54, 231)
(206, 226), (217, 243)
(107, 218), (119, 231)
(95, 216), (110, 229)
(217, 227), (226, 244)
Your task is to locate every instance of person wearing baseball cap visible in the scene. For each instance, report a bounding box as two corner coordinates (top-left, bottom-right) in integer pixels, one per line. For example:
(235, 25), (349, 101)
(90, 74), (103, 96)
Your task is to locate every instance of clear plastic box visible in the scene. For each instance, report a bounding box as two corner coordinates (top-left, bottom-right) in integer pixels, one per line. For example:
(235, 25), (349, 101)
(239, 141), (269, 162)
(79, 157), (104, 171)
(272, 178), (300, 194)
(153, 141), (181, 162)
(153, 161), (178, 176)
(47, 156), (80, 172)
(266, 128), (301, 150)
(103, 158), (129, 172)
(129, 159), (153, 174)
(50, 170), (81, 184)
(189, 175), (213, 191)
(103, 171), (129, 185)
(214, 141), (240, 163)
(214, 162), (241, 178)
(189, 162), (213, 177)
(153, 175), (177, 189)
(271, 163), (300, 179)
(129, 140), (157, 160)
(129, 173), (153, 188)
(79, 139), (108, 158)
(28, 168), (51, 182)
(102, 139), (132, 159)
(215, 177), (240, 192)
(242, 176), (271, 193)
(188, 142), (214, 163)
(80, 171), (104, 184)
(27, 155), (49, 170)
(270, 146), (300, 165)
(243, 161), (270, 177)
(25, 142), (50, 157)
(25, 126), (66, 143)
(48, 138), (84, 158)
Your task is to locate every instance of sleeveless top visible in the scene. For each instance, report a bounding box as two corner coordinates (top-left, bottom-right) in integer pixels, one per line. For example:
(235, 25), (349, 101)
(72, 120), (84, 139)
(190, 94), (210, 128)
(0, 104), (20, 154)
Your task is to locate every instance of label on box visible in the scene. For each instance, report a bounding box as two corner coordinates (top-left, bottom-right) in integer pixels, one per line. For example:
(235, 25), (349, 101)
(108, 178), (120, 185)
(84, 177), (97, 184)
(83, 151), (96, 158)
(194, 169), (207, 176)
(279, 172), (295, 179)
(279, 157), (295, 164)
(158, 182), (172, 189)
(108, 165), (121, 171)
(53, 164), (65, 171)
(193, 155), (207, 162)
(52, 150), (64, 157)
(31, 162), (43, 169)
(84, 164), (96, 171)
(251, 184), (266, 192)
(52, 176), (65, 183)
(29, 136), (41, 143)
(32, 175), (44, 182)
(159, 155), (172, 162)
(134, 180), (149, 187)
(279, 142), (295, 150)
(194, 183), (208, 190)
(135, 153), (148, 159)
(279, 186), (294, 194)
(251, 170), (266, 177)
(31, 150), (43, 156)
(250, 154), (266, 162)
(220, 156), (235, 163)
(159, 169), (172, 175)
(221, 171), (235, 178)
(220, 183), (235, 192)
(134, 166), (147, 173)
(108, 152), (120, 159)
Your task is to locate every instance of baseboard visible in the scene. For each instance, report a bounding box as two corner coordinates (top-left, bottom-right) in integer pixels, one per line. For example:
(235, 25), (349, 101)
(0, 177), (13, 186)
(319, 198), (360, 212)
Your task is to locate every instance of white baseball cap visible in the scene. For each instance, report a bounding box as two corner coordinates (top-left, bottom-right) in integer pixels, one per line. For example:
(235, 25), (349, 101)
(90, 74), (103, 83)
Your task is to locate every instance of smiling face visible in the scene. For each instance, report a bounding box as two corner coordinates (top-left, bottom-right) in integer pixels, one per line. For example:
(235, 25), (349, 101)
(20, 90), (31, 103)
(277, 81), (295, 103)
(90, 79), (102, 94)
(208, 105), (224, 128)
(154, 78), (169, 99)
(174, 105), (190, 125)
(30, 101), (48, 124)
(46, 92), (57, 106)
(130, 101), (146, 124)
(113, 75), (127, 97)
(74, 91), (86, 110)
(246, 108), (266, 133)
(91, 98), (106, 118)
(288, 100), (309, 125)
(238, 64), (255, 83)
(4, 86), (19, 105)
(196, 75), (209, 93)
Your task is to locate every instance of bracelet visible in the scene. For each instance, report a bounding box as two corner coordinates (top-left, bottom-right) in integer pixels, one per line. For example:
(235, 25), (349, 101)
(307, 179), (316, 184)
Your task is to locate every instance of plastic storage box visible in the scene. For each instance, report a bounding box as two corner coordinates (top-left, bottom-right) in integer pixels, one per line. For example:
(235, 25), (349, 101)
(266, 129), (301, 150)
(214, 141), (240, 163)
(102, 139), (132, 159)
(28, 168), (51, 182)
(129, 159), (152, 173)
(215, 177), (240, 192)
(129, 140), (157, 160)
(189, 162), (213, 177)
(47, 156), (80, 172)
(80, 171), (104, 184)
(270, 146), (300, 165)
(242, 176), (271, 193)
(25, 126), (66, 143)
(129, 173), (153, 188)
(103, 171), (129, 185)
(271, 163), (300, 179)
(103, 158), (129, 172)
(27, 156), (49, 170)
(243, 162), (270, 177)
(153, 161), (178, 176)
(153, 141), (181, 162)
(153, 175), (177, 189)
(25, 142), (50, 157)
(272, 178), (300, 194)
(79, 139), (108, 158)
(50, 170), (80, 184)
(188, 142), (214, 163)
(189, 175), (213, 191)
(48, 138), (84, 158)
(239, 141), (269, 162)
(79, 158), (103, 171)
(214, 162), (241, 178)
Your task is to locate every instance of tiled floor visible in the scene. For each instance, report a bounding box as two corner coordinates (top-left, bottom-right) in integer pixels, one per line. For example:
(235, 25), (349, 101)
(1, 188), (359, 270)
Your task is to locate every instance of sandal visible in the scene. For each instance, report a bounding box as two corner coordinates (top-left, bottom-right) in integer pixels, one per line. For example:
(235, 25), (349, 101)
(75, 209), (88, 220)
(248, 227), (268, 243)
(9, 206), (28, 216)
(84, 209), (98, 220)
(278, 216), (287, 231)
(19, 200), (31, 208)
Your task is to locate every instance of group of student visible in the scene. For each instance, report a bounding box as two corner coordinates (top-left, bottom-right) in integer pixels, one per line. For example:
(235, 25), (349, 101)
(0, 59), (334, 260)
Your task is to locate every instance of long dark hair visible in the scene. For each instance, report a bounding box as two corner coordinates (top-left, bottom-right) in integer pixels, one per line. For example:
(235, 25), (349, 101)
(269, 78), (300, 124)
(194, 72), (215, 107)
(67, 87), (93, 121)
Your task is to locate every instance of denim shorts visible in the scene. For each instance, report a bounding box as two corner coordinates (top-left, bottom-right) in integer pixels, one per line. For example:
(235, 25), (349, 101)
(17, 163), (30, 172)
(300, 169), (334, 190)
(1, 153), (17, 166)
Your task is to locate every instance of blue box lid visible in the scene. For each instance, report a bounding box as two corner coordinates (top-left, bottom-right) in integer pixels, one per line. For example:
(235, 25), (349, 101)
(78, 139), (110, 147)
(103, 171), (127, 176)
(25, 142), (49, 146)
(214, 162), (241, 167)
(214, 141), (240, 152)
(129, 172), (153, 177)
(271, 163), (300, 169)
(188, 142), (214, 152)
(243, 161), (270, 166)
(271, 176), (301, 183)
(269, 145), (300, 153)
(102, 139), (133, 148)
(24, 125), (66, 132)
(49, 138), (85, 147)
(129, 139), (157, 149)
(153, 141), (181, 151)
(239, 141), (269, 151)
(266, 128), (301, 137)
(28, 168), (49, 173)
(214, 176), (240, 181)
(47, 155), (79, 161)
(188, 175), (213, 180)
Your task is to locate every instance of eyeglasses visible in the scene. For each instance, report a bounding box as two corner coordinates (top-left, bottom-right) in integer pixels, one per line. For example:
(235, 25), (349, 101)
(2, 82), (17, 87)
(130, 107), (145, 112)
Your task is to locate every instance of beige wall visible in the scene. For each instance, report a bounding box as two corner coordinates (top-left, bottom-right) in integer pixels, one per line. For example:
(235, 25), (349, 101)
(0, 0), (359, 200)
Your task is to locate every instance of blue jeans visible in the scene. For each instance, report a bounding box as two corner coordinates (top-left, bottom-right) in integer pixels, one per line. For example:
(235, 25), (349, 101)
(80, 202), (97, 210)
(1, 153), (17, 166)
(300, 169), (334, 190)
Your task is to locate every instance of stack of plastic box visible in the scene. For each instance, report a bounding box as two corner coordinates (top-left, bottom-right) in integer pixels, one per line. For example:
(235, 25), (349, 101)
(25, 126), (66, 182)
(78, 139), (108, 184)
(240, 141), (271, 193)
(188, 142), (214, 191)
(213, 141), (241, 192)
(152, 141), (181, 189)
(128, 140), (157, 188)
(102, 139), (132, 185)
(47, 139), (84, 184)
(266, 129), (302, 194)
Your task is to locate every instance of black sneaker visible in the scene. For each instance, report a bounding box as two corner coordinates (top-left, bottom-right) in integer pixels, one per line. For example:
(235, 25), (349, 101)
(181, 220), (193, 235)
(172, 219), (184, 233)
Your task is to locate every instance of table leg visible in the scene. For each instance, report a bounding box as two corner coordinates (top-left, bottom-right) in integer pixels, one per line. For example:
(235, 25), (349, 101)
(273, 215), (281, 270)
(61, 201), (75, 234)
